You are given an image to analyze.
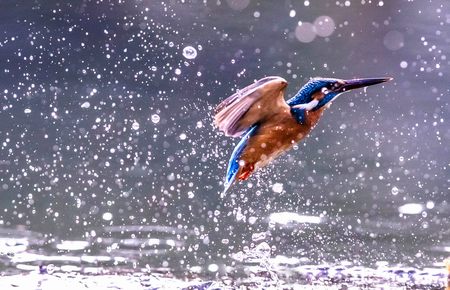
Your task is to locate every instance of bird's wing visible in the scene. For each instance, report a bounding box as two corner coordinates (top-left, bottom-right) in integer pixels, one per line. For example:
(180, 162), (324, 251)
(214, 76), (290, 137)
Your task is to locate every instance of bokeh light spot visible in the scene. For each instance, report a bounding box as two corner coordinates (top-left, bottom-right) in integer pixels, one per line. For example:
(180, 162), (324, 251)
(295, 22), (316, 43)
(314, 15), (336, 37)
(383, 30), (405, 50)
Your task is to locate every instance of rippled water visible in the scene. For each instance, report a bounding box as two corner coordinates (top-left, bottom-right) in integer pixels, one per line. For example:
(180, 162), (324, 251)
(0, 221), (449, 289)
(0, 0), (449, 288)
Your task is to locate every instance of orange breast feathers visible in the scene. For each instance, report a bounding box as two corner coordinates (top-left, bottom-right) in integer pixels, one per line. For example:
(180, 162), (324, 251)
(236, 107), (325, 180)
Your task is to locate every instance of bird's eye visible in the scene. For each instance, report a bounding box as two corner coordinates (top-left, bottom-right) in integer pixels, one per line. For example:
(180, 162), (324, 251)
(321, 87), (330, 94)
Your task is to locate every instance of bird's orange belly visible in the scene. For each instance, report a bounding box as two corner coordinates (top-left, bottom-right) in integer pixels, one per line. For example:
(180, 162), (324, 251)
(239, 120), (309, 170)
(236, 109), (324, 180)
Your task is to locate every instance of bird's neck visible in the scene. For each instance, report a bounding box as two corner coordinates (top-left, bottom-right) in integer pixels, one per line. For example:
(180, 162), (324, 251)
(288, 83), (326, 125)
(288, 85), (314, 124)
(290, 107), (325, 126)
(290, 107), (307, 124)
(287, 86), (319, 124)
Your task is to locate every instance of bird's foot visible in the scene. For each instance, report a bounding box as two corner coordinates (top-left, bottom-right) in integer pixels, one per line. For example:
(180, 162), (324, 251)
(238, 164), (254, 181)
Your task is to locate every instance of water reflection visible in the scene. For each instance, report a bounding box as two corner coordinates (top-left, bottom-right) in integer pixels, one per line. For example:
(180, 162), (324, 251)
(398, 203), (425, 215)
(0, 225), (198, 276)
(56, 240), (89, 251)
(268, 212), (323, 226)
(0, 224), (448, 288)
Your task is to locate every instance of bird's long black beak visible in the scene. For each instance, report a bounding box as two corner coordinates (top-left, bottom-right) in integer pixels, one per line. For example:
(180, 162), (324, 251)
(341, 77), (393, 92)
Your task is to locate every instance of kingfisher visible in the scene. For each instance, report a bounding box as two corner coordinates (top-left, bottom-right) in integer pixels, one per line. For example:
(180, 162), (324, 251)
(214, 76), (392, 194)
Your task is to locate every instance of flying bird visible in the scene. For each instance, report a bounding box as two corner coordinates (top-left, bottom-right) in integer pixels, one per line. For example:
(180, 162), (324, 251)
(214, 76), (392, 194)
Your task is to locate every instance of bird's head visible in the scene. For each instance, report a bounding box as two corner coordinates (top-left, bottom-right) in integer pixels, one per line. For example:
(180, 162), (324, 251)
(287, 77), (393, 111)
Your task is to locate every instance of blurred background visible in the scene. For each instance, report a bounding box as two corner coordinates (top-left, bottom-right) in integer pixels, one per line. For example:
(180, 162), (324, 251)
(0, 0), (449, 284)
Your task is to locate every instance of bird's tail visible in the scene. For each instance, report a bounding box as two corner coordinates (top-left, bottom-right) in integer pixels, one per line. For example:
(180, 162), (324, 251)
(221, 179), (235, 198)
(220, 125), (257, 197)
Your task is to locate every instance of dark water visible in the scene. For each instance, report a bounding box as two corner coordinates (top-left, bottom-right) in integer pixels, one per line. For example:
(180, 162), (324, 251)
(0, 0), (449, 288)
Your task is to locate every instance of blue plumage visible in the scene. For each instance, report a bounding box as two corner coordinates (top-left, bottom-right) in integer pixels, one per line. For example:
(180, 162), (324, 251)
(223, 125), (258, 195)
(290, 107), (307, 124)
(287, 78), (339, 107)
(287, 78), (340, 124)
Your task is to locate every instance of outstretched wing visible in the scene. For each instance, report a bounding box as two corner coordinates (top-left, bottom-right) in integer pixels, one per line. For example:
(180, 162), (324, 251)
(214, 76), (290, 137)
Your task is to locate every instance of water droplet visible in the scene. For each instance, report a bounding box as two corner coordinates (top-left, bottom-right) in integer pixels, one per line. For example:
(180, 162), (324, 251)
(24, 108), (31, 114)
(391, 186), (399, 195)
(167, 173), (175, 181)
(132, 121), (140, 130)
(400, 61), (408, 68)
(182, 46), (197, 60)
(252, 232), (267, 242)
(151, 114), (160, 124)
(207, 263), (219, 272)
(81, 101), (90, 109)
(272, 183), (283, 193)
(253, 242), (271, 257)
(102, 212), (113, 221)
